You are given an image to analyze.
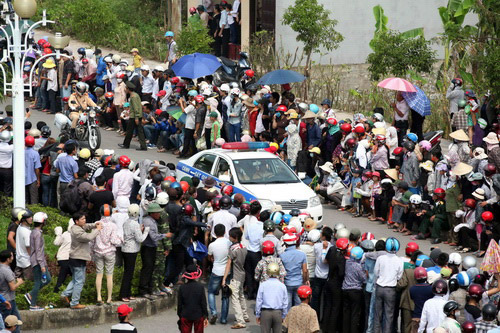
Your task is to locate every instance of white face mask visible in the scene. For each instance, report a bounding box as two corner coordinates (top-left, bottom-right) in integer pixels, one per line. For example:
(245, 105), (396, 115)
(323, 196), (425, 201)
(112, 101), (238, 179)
(117, 78), (123, 83)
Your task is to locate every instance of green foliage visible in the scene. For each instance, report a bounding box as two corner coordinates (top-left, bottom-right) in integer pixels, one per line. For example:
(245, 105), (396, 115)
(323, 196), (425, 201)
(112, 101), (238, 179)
(282, 0), (343, 56)
(176, 21), (214, 57)
(472, 43), (500, 93)
(367, 30), (436, 81)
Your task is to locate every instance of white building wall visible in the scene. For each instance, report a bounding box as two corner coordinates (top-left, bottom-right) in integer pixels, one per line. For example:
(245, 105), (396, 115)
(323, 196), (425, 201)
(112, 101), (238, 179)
(274, 0), (477, 65)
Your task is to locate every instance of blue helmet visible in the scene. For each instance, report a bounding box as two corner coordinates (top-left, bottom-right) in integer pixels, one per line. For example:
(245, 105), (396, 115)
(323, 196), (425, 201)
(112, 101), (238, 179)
(271, 211), (283, 225)
(385, 237), (400, 253)
(309, 104), (319, 114)
(466, 267), (480, 279)
(188, 90), (198, 97)
(406, 133), (418, 143)
(350, 246), (364, 260)
(457, 271), (470, 287)
(165, 31), (174, 37)
(170, 181), (181, 189)
(416, 254), (431, 267)
(282, 214), (292, 224)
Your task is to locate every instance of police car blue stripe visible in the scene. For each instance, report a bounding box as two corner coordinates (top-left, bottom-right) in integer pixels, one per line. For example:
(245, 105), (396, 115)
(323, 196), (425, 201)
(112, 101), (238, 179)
(177, 161), (257, 201)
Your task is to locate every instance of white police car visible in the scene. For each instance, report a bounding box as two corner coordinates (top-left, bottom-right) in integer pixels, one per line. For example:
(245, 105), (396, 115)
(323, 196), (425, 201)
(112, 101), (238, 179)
(176, 143), (323, 221)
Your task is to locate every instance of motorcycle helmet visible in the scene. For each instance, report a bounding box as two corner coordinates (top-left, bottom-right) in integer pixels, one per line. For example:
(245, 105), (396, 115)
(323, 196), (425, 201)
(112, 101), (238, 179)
(468, 283), (484, 298)
(482, 303), (498, 321)
(164, 31), (174, 37)
(414, 267), (428, 281)
(353, 125), (365, 135)
(262, 240), (275, 255)
(406, 133), (418, 143)
(244, 69), (254, 78)
(336, 228), (350, 239)
(221, 185), (233, 196)
(482, 211), (494, 222)
(229, 82), (239, 89)
(432, 279), (448, 295)
(100, 204), (112, 217)
(220, 195), (232, 209)
(17, 208), (33, 221)
(144, 184), (157, 201)
(361, 232), (375, 241)
(372, 113), (384, 122)
(210, 197), (220, 211)
(111, 54), (121, 63)
(128, 204), (140, 218)
(335, 238), (349, 250)
(307, 229), (321, 243)
(0, 131), (11, 142)
(240, 203), (250, 216)
(182, 203), (195, 216)
(170, 77), (180, 85)
(360, 240), (375, 252)
(220, 83), (230, 93)
(79, 148), (91, 159)
(393, 147), (404, 156)
(350, 246), (364, 260)
(230, 87), (240, 96)
(271, 211), (283, 224)
(346, 138), (356, 148)
(443, 300), (459, 316)
(334, 223), (345, 232)
(484, 163), (497, 177)
(76, 82), (88, 95)
(40, 125), (51, 138)
(194, 95), (204, 103)
(385, 237), (400, 253)
(327, 118), (337, 126)
(448, 278), (459, 293)
(160, 180), (171, 191)
(403, 141), (415, 151)
(457, 271), (470, 287)
(375, 134), (386, 144)
(283, 233), (298, 245)
(266, 262), (280, 278)
(433, 188), (446, 200)
(409, 194), (422, 205)
(276, 105), (287, 113)
(156, 192), (169, 205)
(289, 208), (300, 217)
(419, 140), (432, 151)
(25, 136), (35, 147)
(466, 267), (480, 279)
(464, 198), (476, 209)
(77, 47), (86, 56)
(297, 285), (312, 299)
(405, 242), (419, 256)
(340, 123), (352, 133)
(461, 322), (475, 333)
(263, 220), (275, 232)
(309, 104), (319, 114)
(11, 207), (24, 221)
(448, 252), (462, 266)
(33, 212), (48, 224)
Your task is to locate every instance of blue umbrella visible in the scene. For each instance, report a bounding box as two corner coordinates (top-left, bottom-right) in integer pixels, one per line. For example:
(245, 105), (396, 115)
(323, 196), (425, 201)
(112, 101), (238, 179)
(171, 53), (221, 79)
(401, 85), (431, 116)
(257, 69), (306, 85)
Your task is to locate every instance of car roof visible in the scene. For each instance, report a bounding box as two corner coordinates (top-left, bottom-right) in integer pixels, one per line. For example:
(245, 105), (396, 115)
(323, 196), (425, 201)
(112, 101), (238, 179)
(207, 148), (278, 160)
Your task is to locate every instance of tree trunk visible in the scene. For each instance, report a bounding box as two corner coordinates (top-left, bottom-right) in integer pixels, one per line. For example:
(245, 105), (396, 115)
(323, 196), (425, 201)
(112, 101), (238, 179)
(303, 51), (312, 101)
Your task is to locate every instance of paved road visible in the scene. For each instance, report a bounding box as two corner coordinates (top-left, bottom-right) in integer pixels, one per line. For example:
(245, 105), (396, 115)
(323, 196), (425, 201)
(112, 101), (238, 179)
(18, 106), (460, 332)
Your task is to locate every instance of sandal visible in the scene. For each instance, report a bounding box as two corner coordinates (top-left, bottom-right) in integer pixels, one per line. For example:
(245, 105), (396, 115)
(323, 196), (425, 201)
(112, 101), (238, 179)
(157, 148), (166, 153)
(231, 324), (246, 329)
(121, 298), (130, 302)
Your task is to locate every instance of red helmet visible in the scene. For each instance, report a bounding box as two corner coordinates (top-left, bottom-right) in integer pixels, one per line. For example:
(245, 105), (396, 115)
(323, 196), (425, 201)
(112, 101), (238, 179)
(62, 96), (69, 102)
(336, 238), (349, 250)
(375, 134), (386, 144)
(240, 202), (250, 215)
(346, 243), (355, 258)
(465, 198), (476, 209)
(170, 77), (180, 84)
(210, 197), (220, 211)
(361, 232), (375, 241)
(42, 42), (51, 49)
(393, 147), (404, 155)
(262, 240), (275, 255)
(371, 171), (381, 178)
(117, 73), (125, 79)
(182, 203), (195, 216)
(118, 155), (131, 168)
(468, 283), (484, 298)
(276, 105), (288, 113)
(194, 95), (205, 103)
(25, 136), (35, 147)
(432, 279), (448, 295)
(245, 69), (255, 78)
(414, 267), (427, 280)
(482, 211), (494, 222)
(340, 123), (352, 133)
(221, 185), (233, 196)
(461, 321), (476, 333)
(364, 171), (373, 179)
(353, 125), (365, 134)
(405, 242), (419, 256)
(346, 138), (356, 148)
(189, 6), (197, 14)
(433, 188), (446, 199)
(82, 58), (89, 64)
(37, 39), (46, 46)
(155, 109), (163, 116)
(43, 48), (52, 54)
(297, 285), (312, 299)
(179, 181), (190, 193)
(165, 176), (176, 183)
(105, 92), (114, 99)
(327, 118), (338, 126)
(484, 163), (497, 177)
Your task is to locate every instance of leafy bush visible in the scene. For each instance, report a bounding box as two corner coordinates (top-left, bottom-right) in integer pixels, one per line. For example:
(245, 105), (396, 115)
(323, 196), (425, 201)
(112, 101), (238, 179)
(176, 21), (214, 57)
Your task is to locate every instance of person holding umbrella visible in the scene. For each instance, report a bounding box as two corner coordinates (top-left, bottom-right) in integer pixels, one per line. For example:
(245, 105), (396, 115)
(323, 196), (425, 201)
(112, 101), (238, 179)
(391, 91), (410, 146)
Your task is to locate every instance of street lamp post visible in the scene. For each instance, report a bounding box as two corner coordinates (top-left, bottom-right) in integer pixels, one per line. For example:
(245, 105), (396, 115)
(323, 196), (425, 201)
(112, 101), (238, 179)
(0, 0), (69, 208)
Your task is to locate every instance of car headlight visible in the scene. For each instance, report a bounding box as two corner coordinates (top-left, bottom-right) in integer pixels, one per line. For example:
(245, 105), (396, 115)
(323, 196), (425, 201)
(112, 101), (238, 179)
(259, 199), (274, 211)
(89, 110), (96, 117)
(309, 195), (321, 207)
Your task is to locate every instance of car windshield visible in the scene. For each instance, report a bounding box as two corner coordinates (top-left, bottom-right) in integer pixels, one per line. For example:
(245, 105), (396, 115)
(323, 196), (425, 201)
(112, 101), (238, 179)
(232, 158), (300, 184)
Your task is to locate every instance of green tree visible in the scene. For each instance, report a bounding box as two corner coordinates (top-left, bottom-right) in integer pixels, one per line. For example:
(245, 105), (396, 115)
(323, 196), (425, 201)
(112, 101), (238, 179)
(282, 0), (343, 81)
(367, 30), (436, 80)
(176, 20), (214, 56)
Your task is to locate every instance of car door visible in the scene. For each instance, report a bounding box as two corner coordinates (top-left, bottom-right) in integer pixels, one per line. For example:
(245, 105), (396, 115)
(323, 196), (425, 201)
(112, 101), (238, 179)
(213, 156), (234, 185)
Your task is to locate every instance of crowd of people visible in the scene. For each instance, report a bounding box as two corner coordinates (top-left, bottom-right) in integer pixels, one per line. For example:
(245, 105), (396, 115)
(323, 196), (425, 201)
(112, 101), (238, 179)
(0, 18), (498, 333)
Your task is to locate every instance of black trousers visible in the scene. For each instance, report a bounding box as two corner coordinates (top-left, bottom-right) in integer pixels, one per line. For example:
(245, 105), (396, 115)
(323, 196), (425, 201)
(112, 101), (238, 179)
(395, 120), (409, 146)
(0, 168), (13, 196)
(458, 227), (478, 251)
(311, 277), (327, 319)
(244, 251), (262, 299)
(48, 90), (58, 114)
(221, 29), (230, 57)
(204, 128), (212, 150)
(138, 246), (156, 295)
(123, 118), (146, 149)
(410, 110), (425, 141)
(120, 252), (138, 299)
(322, 280), (343, 332)
(53, 260), (72, 293)
(342, 289), (364, 333)
(214, 35), (222, 57)
(181, 128), (197, 157)
(164, 244), (193, 286)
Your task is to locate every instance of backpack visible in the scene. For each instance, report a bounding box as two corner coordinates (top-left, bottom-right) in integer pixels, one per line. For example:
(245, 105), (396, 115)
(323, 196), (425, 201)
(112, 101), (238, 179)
(59, 179), (83, 214)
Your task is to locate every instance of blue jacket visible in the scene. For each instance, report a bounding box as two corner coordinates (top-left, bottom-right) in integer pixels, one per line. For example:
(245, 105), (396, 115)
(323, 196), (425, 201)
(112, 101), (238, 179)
(155, 120), (177, 135)
(96, 58), (107, 86)
(306, 123), (321, 147)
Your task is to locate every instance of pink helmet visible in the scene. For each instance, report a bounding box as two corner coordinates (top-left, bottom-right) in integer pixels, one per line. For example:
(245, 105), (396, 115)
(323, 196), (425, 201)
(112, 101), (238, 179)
(419, 140), (432, 151)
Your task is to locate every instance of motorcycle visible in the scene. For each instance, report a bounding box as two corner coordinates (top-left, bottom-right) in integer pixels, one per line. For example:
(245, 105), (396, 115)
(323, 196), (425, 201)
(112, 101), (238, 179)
(423, 130), (443, 154)
(54, 106), (102, 150)
(212, 52), (251, 87)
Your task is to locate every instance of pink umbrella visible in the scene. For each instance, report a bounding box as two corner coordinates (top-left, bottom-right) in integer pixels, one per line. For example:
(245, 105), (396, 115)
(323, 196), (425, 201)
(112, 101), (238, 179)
(377, 77), (417, 93)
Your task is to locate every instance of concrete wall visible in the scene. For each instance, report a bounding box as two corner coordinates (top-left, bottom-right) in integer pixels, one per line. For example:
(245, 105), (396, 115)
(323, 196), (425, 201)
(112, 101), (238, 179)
(275, 0), (477, 65)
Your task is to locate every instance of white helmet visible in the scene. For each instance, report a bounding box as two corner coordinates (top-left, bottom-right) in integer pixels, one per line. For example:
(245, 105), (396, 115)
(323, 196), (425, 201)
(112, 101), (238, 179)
(409, 194), (422, 205)
(202, 85), (213, 96)
(128, 160), (136, 171)
(372, 113), (384, 122)
(33, 212), (48, 224)
(156, 192), (169, 205)
(76, 81), (88, 95)
(336, 228), (350, 239)
(230, 87), (241, 96)
(103, 56), (113, 63)
(283, 232), (298, 245)
(289, 219), (303, 235)
(0, 131), (11, 142)
(334, 223), (345, 232)
(220, 83), (230, 93)
(298, 102), (308, 113)
(462, 255), (477, 269)
(128, 204), (140, 218)
(448, 252), (462, 266)
(28, 129), (41, 138)
(307, 229), (321, 243)
(229, 81), (239, 89)
(112, 54), (122, 63)
(154, 65), (165, 72)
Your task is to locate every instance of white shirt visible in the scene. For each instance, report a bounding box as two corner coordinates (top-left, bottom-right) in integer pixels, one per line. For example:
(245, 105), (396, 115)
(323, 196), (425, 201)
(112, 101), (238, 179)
(208, 209), (237, 239)
(184, 104), (196, 130)
(15, 224), (31, 268)
(152, 78), (160, 101)
(245, 220), (263, 252)
(141, 74), (155, 94)
(418, 296), (447, 333)
(313, 242), (331, 279)
(112, 169), (134, 200)
(47, 68), (58, 91)
(0, 142), (13, 168)
(208, 237), (232, 276)
(255, 112), (265, 134)
(238, 214), (258, 246)
(374, 253), (403, 287)
(299, 243), (316, 278)
(394, 99), (410, 121)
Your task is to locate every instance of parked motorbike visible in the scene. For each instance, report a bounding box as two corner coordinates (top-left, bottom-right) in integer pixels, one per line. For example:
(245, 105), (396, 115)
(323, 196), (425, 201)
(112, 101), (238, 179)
(212, 52), (251, 87)
(54, 106), (102, 150)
